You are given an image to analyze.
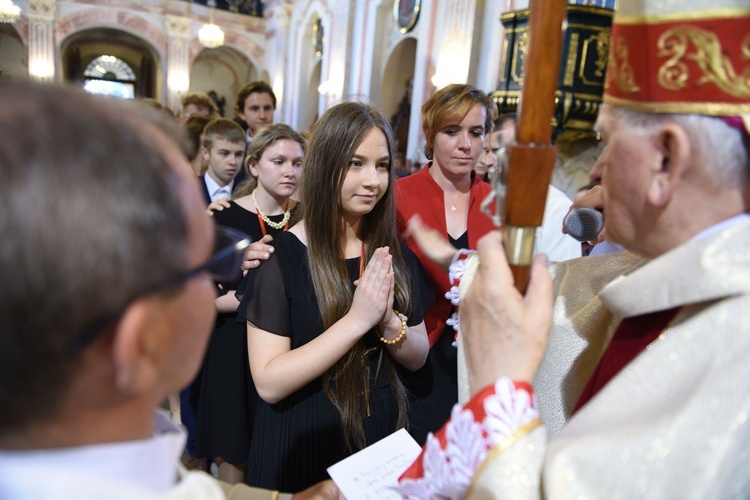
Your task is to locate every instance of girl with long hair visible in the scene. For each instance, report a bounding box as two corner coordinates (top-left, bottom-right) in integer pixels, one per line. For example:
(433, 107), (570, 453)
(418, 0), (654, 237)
(196, 123), (304, 483)
(238, 102), (430, 492)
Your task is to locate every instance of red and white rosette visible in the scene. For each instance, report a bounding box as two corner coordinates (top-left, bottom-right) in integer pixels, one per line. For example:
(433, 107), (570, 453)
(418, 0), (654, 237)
(395, 377), (539, 499)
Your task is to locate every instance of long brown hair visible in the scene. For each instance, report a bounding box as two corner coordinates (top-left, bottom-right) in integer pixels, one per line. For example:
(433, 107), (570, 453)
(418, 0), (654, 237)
(301, 101), (412, 451)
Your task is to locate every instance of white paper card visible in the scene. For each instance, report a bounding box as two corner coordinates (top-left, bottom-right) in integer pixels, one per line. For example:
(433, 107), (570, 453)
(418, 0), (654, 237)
(327, 428), (422, 499)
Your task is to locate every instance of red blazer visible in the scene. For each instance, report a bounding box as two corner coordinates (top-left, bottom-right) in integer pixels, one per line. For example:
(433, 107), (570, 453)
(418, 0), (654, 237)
(396, 164), (497, 346)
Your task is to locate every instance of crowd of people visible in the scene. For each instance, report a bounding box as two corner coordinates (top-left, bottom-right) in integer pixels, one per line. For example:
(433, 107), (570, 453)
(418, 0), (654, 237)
(1, 1), (748, 498)
(184, 81), (569, 490)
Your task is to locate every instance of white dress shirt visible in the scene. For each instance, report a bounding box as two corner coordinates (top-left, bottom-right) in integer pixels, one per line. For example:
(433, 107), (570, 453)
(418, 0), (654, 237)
(203, 173), (234, 203)
(0, 412), (225, 499)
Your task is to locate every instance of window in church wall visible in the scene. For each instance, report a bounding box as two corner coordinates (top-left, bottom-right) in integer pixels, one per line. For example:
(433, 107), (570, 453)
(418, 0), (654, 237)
(83, 55), (136, 99)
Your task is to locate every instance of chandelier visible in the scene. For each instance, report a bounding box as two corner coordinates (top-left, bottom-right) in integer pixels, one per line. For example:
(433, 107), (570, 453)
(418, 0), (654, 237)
(198, 0), (225, 48)
(0, 0), (21, 24)
(198, 23), (224, 48)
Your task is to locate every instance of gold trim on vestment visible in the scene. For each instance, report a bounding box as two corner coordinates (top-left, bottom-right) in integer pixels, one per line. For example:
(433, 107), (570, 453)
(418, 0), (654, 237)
(615, 8), (750, 24)
(603, 94), (750, 116)
(466, 417), (543, 499)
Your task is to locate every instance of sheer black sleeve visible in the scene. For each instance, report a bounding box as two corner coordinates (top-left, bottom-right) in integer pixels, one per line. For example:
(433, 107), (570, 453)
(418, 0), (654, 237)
(236, 247), (292, 338)
(399, 243), (434, 327)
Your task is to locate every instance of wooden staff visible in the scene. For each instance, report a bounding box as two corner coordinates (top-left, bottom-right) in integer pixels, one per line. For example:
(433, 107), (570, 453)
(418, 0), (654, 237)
(502, 0), (567, 292)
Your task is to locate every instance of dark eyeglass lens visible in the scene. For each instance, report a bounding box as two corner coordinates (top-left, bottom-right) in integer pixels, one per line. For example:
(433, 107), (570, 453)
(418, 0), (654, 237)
(208, 227), (250, 281)
(209, 250), (243, 282)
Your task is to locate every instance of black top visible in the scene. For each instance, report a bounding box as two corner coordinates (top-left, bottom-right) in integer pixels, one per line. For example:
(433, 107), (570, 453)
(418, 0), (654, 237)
(213, 201), (293, 291)
(449, 231), (469, 251)
(238, 231), (432, 491)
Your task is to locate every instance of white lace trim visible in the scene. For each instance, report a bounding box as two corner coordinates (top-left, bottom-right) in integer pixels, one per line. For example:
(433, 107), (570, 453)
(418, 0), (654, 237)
(395, 377), (538, 499)
(448, 249), (474, 284)
(445, 286), (461, 306)
(445, 250), (475, 342)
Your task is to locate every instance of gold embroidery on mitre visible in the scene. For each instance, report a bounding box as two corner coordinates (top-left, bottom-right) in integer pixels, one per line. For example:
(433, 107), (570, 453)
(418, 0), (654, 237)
(658, 27), (750, 97)
(608, 36), (641, 93)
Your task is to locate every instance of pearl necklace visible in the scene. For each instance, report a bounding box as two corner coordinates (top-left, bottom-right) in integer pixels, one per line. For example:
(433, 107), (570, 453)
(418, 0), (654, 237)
(252, 190), (291, 230)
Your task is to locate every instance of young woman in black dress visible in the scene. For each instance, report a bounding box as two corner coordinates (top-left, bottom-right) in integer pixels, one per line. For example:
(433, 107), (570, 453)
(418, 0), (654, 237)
(196, 123), (304, 483)
(238, 102), (431, 492)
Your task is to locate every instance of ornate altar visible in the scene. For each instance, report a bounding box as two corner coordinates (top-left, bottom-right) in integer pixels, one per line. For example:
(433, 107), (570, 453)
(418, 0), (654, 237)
(491, 5), (614, 145)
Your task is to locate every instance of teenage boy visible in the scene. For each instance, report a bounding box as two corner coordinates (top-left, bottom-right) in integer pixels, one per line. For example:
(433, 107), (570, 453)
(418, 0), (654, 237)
(236, 81), (276, 143)
(199, 119), (246, 205)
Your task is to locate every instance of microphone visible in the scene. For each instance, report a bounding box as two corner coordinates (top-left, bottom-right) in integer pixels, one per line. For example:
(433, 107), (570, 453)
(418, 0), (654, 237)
(563, 206), (603, 242)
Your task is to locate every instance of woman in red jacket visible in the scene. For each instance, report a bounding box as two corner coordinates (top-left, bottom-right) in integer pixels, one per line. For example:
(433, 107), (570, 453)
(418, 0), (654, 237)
(395, 84), (497, 444)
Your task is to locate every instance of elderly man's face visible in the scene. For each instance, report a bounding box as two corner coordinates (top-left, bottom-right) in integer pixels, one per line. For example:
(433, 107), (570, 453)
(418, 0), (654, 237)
(590, 105), (656, 253)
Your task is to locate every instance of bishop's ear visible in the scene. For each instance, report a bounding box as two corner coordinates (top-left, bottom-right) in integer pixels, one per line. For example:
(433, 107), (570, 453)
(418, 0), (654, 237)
(647, 123), (690, 208)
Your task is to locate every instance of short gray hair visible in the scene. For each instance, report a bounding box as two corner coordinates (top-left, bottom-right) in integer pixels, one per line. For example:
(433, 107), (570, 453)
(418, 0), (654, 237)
(612, 106), (749, 189)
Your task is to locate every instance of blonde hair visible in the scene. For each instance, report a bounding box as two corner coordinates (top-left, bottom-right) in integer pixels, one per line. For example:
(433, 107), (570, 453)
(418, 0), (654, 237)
(181, 92), (217, 115)
(233, 124), (306, 198)
(201, 118), (245, 152)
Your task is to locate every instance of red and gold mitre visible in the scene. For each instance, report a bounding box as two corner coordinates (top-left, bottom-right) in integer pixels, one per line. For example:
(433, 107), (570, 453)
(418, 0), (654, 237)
(604, 0), (750, 133)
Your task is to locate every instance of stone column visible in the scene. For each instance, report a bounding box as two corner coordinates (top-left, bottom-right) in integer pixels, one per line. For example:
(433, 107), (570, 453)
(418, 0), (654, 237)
(264, 0), (292, 120)
(26, 0), (56, 81)
(322, 0), (351, 109)
(165, 15), (191, 112)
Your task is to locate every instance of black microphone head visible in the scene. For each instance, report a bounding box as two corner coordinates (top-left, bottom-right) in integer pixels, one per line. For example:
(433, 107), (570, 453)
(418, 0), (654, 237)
(564, 206), (603, 242)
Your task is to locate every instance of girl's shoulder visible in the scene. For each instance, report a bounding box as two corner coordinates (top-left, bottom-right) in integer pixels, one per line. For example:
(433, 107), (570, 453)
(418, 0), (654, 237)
(232, 195), (256, 214)
(272, 228), (308, 262)
(286, 222), (307, 246)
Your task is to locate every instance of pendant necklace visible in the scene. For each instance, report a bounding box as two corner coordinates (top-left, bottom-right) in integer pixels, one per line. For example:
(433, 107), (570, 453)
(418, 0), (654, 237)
(448, 191), (470, 213)
(253, 190), (291, 236)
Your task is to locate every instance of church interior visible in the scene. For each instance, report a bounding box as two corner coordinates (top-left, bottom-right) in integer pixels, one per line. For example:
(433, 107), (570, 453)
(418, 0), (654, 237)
(0, 0), (618, 198)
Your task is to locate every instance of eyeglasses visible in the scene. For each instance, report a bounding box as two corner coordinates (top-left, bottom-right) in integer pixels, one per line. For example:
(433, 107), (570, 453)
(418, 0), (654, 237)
(71, 226), (251, 350)
(181, 225), (252, 283)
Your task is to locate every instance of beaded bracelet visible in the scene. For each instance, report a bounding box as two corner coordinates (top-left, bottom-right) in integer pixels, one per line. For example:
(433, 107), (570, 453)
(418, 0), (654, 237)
(378, 310), (407, 345)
